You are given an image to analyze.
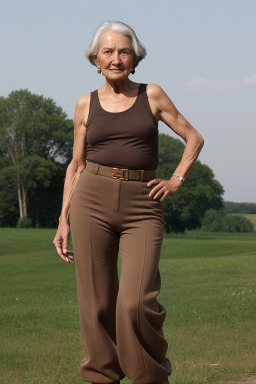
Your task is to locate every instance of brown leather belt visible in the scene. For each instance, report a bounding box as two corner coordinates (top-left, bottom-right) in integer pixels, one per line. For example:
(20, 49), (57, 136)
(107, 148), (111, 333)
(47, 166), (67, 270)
(85, 160), (156, 182)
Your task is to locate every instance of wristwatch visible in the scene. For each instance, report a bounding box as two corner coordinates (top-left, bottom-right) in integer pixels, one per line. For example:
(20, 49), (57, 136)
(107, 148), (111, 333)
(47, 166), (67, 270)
(173, 174), (185, 182)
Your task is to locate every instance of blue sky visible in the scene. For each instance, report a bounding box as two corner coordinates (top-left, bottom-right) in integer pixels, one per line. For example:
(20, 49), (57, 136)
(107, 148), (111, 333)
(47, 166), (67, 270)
(1, 0), (255, 202)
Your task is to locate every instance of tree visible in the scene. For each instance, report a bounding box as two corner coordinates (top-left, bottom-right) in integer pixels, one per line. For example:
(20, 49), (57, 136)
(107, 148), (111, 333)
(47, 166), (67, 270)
(0, 89), (73, 226)
(0, 157), (19, 227)
(157, 134), (224, 233)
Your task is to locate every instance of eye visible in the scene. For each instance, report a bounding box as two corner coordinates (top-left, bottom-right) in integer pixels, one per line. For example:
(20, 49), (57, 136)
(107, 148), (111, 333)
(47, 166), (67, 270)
(104, 50), (111, 54)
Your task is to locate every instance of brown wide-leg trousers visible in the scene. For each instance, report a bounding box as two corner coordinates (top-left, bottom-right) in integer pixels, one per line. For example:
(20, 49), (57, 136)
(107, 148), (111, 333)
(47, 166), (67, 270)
(69, 160), (172, 384)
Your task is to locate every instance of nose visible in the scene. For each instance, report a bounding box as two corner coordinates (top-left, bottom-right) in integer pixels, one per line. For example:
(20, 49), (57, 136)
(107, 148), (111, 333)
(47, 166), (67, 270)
(112, 51), (121, 65)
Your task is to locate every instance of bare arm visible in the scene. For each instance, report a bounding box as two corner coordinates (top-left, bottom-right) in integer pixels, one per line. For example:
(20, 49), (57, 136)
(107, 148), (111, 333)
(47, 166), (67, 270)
(53, 93), (90, 262)
(146, 84), (204, 200)
(59, 96), (89, 222)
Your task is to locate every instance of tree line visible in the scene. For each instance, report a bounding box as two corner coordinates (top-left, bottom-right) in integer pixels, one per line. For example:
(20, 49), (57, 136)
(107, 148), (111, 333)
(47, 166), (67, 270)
(0, 89), (253, 232)
(224, 201), (256, 214)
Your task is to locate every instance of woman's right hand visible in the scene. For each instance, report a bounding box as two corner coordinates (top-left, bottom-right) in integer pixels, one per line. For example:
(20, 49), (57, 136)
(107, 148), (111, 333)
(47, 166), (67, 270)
(53, 218), (73, 264)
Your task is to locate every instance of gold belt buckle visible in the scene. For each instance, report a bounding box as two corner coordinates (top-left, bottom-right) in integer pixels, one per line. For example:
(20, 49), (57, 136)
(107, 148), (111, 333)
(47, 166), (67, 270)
(112, 168), (129, 180)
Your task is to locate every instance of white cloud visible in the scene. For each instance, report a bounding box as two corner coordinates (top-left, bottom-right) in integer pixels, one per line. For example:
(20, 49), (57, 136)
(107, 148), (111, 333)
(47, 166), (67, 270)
(215, 79), (241, 91)
(184, 77), (213, 89)
(243, 74), (256, 86)
(184, 74), (256, 91)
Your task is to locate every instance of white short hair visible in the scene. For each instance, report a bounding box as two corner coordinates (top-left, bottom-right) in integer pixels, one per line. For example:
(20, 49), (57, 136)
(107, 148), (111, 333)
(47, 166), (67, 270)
(85, 21), (147, 68)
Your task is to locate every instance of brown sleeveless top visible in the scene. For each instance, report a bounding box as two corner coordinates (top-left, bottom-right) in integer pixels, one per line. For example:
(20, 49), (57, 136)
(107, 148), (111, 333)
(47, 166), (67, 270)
(85, 83), (158, 170)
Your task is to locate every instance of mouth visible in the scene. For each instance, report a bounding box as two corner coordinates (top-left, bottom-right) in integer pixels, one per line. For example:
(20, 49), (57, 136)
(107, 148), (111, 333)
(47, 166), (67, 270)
(109, 68), (124, 72)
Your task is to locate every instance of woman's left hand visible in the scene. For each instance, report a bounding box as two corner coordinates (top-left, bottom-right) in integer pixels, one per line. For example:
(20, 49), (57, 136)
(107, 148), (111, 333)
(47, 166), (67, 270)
(147, 177), (183, 202)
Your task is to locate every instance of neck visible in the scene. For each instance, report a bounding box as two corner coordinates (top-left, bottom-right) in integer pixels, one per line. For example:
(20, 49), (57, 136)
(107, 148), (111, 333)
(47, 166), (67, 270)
(104, 77), (134, 94)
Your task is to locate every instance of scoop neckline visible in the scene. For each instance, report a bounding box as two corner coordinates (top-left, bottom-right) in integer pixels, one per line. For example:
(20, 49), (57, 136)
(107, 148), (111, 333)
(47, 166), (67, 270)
(96, 83), (142, 114)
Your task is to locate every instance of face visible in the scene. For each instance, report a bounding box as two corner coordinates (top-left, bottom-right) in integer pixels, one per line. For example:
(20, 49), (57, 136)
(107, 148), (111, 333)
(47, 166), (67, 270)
(94, 31), (135, 80)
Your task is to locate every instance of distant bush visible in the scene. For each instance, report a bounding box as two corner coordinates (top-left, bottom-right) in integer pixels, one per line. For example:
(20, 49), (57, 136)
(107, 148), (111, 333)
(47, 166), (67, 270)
(17, 216), (32, 228)
(223, 215), (254, 232)
(201, 209), (225, 231)
(201, 209), (254, 232)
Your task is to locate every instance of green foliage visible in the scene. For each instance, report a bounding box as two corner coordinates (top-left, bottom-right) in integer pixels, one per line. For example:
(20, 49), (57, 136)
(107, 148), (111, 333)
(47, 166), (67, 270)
(0, 160), (19, 226)
(224, 201), (256, 214)
(157, 134), (224, 233)
(27, 162), (67, 228)
(0, 89), (73, 162)
(0, 89), (73, 227)
(17, 215), (32, 228)
(236, 213), (256, 230)
(202, 209), (254, 232)
(224, 214), (254, 232)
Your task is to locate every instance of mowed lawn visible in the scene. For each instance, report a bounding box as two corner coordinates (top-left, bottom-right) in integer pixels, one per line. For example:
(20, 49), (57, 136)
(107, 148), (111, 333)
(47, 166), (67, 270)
(0, 228), (255, 384)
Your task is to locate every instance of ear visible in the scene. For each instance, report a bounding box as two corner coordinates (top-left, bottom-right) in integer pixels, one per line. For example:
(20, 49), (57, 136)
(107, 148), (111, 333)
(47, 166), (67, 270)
(93, 55), (99, 67)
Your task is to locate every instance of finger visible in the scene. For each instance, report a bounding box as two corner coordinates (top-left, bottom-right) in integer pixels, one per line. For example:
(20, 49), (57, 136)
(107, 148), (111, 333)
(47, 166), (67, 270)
(160, 190), (169, 202)
(67, 251), (74, 261)
(147, 178), (160, 187)
(55, 246), (70, 263)
(152, 182), (171, 199)
(153, 188), (166, 200)
(148, 182), (164, 197)
(57, 248), (70, 264)
(62, 239), (69, 254)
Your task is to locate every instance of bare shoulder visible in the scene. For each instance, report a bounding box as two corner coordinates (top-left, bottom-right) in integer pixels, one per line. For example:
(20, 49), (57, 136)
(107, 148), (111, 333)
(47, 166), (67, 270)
(74, 92), (91, 126)
(146, 83), (166, 99)
(147, 83), (177, 109)
(75, 92), (91, 110)
(145, 83), (173, 120)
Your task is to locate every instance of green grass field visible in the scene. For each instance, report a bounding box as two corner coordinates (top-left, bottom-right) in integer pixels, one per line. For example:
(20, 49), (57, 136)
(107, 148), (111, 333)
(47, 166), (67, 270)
(0, 228), (255, 384)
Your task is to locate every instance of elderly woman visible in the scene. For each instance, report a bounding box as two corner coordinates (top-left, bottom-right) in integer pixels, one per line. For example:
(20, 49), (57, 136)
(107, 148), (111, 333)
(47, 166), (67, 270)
(53, 21), (204, 384)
